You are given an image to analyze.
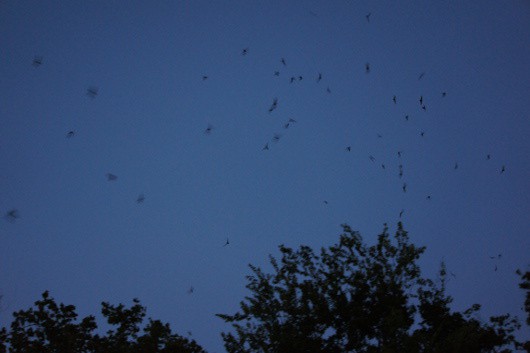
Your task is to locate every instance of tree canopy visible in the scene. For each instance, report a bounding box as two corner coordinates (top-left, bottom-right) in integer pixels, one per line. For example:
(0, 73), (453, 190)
(0, 291), (207, 353)
(217, 222), (526, 353)
(1, 223), (529, 352)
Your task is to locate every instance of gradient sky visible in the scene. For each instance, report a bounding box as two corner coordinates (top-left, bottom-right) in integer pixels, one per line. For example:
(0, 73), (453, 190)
(1, 1), (530, 351)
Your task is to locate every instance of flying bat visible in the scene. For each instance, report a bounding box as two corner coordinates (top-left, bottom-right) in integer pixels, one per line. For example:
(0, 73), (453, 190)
(32, 56), (43, 67)
(86, 86), (99, 98)
(284, 118), (297, 128)
(268, 98), (278, 113)
(5, 209), (19, 222)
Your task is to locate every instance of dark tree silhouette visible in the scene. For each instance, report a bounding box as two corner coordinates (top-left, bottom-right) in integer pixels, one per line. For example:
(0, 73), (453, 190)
(0, 292), (207, 353)
(217, 223), (524, 353)
(518, 269), (530, 326)
(518, 269), (530, 352)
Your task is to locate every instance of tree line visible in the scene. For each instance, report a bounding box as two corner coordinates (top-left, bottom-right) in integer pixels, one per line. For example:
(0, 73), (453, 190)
(1, 222), (529, 352)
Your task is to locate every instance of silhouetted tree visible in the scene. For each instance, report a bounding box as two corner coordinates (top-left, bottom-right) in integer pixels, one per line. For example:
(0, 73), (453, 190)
(517, 269), (530, 352)
(217, 223), (523, 353)
(0, 292), (207, 353)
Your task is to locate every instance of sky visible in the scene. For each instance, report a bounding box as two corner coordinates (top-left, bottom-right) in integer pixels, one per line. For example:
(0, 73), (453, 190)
(1, 0), (530, 351)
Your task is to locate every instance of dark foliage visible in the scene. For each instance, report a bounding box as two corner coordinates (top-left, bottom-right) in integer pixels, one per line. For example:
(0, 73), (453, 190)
(517, 269), (530, 352)
(217, 223), (524, 353)
(0, 292), (207, 353)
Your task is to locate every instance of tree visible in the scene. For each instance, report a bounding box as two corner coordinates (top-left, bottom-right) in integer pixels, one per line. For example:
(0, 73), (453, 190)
(217, 222), (523, 353)
(517, 269), (530, 352)
(0, 291), (207, 353)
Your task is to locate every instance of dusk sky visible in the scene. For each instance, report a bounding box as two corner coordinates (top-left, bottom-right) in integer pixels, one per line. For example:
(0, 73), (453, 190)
(1, 1), (530, 351)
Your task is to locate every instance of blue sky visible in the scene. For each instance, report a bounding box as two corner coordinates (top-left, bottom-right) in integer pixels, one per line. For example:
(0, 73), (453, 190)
(1, 1), (530, 351)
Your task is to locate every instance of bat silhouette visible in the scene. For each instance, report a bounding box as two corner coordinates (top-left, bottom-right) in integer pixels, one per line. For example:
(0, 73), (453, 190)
(268, 98), (278, 113)
(33, 56), (43, 67)
(86, 87), (99, 98)
(5, 209), (19, 222)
